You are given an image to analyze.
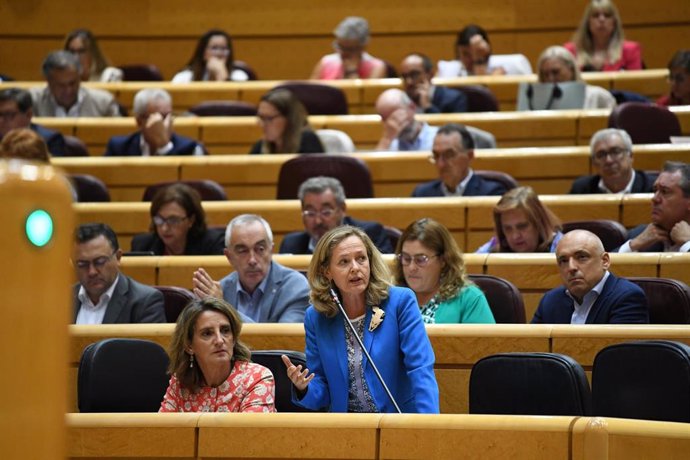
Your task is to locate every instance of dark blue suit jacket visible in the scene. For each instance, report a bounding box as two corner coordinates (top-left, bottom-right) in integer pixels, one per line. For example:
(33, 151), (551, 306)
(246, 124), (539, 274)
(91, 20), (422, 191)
(412, 174), (508, 197)
(279, 216), (393, 254)
(31, 123), (66, 157)
(569, 170), (656, 194)
(531, 273), (649, 324)
(104, 132), (202, 156)
(424, 86), (468, 114)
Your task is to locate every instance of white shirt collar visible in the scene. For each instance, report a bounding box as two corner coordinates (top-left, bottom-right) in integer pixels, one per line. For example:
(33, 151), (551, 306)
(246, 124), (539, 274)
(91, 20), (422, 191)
(76, 274), (120, 324)
(597, 170), (636, 194)
(442, 168), (474, 196)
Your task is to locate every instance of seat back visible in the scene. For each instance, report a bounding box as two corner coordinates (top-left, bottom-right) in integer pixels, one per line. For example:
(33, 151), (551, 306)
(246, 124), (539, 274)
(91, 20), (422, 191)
(233, 60), (258, 80)
(592, 340), (690, 422)
(626, 277), (690, 324)
(188, 100), (258, 116)
(273, 82), (348, 115)
(154, 286), (195, 323)
(473, 170), (518, 191)
(316, 129), (356, 154)
(470, 352), (591, 415)
(119, 64), (164, 81)
(142, 180), (227, 201)
(455, 85), (500, 112)
(384, 225), (402, 251)
(63, 135), (90, 156)
(250, 350), (315, 412)
(562, 219), (627, 252)
(468, 274), (526, 323)
(69, 174), (111, 202)
(78, 338), (170, 412)
(276, 154), (373, 199)
(608, 102), (681, 144)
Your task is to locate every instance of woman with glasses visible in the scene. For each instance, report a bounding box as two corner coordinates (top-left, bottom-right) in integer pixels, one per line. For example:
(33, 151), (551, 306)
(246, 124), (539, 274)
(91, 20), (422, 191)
(63, 29), (123, 82)
(131, 183), (225, 255)
(249, 88), (324, 154)
(172, 29), (249, 83)
(564, 0), (642, 72)
(310, 16), (387, 80)
(657, 50), (690, 106)
(476, 186), (563, 254)
(394, 218), (494, 324)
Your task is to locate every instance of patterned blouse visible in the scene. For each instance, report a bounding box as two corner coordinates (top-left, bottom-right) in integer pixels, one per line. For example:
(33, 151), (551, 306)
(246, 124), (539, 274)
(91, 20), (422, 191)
(345, 315), (378, 413)
(159, 360), (276, 412)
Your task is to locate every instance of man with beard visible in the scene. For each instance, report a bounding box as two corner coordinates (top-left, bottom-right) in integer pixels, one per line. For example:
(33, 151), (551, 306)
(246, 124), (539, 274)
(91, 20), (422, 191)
(617, 161), (690, 252)
(279, 176), (393, 254)
(412, 123), (507, 197)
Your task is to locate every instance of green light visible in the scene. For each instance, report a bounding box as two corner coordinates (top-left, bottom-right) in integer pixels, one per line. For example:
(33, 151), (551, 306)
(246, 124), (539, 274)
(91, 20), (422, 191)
(25, 209), (53, 247)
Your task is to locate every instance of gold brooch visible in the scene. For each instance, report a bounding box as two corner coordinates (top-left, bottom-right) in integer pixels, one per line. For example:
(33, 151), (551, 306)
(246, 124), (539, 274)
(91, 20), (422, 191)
(369, 306), (385, 332)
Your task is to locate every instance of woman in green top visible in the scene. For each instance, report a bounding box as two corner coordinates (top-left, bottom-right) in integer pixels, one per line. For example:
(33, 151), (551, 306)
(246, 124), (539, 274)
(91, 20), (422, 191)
(393, 218), (495, 324)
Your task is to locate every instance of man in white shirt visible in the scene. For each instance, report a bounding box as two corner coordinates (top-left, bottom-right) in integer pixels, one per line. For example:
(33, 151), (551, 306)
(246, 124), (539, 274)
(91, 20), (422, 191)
(73, 223), (165, 324)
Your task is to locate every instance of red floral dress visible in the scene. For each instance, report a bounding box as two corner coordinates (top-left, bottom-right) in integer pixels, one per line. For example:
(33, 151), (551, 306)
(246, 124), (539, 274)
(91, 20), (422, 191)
(159, 360), (275, 412)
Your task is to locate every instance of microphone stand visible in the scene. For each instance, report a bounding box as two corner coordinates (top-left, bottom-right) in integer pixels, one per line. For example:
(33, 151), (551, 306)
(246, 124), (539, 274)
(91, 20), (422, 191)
(330, 288), (402, 414)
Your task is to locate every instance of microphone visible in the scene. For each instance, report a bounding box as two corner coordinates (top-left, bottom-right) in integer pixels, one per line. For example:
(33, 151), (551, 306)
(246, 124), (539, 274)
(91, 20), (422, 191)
(544, 83), (563, 110)
(526, 84), (535, 110)
(329, 287), (402, 413)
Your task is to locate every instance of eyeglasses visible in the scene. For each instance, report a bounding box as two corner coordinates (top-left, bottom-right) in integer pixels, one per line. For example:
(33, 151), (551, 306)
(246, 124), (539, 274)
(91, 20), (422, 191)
(0, 111), (19, 122)
(68, 47), (88, 55)
(207, 45), (230, 55)
(669, 73), (687, 84)
(153, 215), (188, 227)
(401, 70), (424, 81)
(75, 252), (116, 270)
(258, 113), (283, 123)
(429, 149), (466, 164)
(397, 253), (439, 267)
(593, 147), (629, 161)
(332, 41), (362, 54)
(302, 208), (337, 219)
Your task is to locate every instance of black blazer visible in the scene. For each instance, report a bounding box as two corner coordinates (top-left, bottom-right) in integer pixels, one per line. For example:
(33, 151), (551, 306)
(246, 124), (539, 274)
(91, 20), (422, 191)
(424, 85), (468, 114)
(105, 132), (202, 156)
(31, 123), (66, 157)
(279, 216), (393, 254)
(130, 227), (225, 255)
(249, 130), (324, 154)
(569, 170), (656, 194)
(412, 175), (507, 197)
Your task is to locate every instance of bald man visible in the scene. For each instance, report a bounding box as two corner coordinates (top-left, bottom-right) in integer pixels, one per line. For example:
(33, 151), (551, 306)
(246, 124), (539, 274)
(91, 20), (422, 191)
(375, 88), (437, 151)
(531, 230), (648, 324)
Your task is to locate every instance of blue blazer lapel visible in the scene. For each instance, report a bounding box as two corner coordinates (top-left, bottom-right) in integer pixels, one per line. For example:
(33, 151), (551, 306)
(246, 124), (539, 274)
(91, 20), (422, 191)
(362, 308), (375, 371)
(586, 274), (616, 324)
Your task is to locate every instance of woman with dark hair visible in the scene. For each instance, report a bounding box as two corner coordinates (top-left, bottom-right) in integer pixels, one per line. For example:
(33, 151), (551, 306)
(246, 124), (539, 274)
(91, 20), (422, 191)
(64, 28), (123, 82)
(657, 50), (690, 106)
(131, 183), (225, 255)
(172, 29), (249, 82)
(249, 88), (324, 154)
(160, 297), (276, 412)
(564, 0), (642, 71)
(476, 186), (563, 253)
(282, 225), (439, 413)
(394, 218), (494, 324)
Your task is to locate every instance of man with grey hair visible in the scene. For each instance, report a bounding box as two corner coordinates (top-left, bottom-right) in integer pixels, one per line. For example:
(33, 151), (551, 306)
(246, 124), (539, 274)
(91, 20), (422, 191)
(569, 128), (656, 194)
(105, 88), (204, 156)
(30, 50), (120, 117)
(192, 214), (309, 322)
(279, 176), (393, 254)
(310, 16), (386, 79)
(617, 161), (690, 252)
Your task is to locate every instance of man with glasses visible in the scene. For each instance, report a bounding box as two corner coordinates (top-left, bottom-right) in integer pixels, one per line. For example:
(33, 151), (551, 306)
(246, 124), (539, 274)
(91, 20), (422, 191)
(72, 223), (165, 324)
(30, 50), (120, 117)
(412, 123), (507, 197)
(570, 128), (655, 194)
(400, 53), (467, 114)
(192, 214), (310, 323)
(105, 88), (205, 156)
(279, 176), (393, 255)
(0, 88), (66, 156)
(617, 161), (690, 253)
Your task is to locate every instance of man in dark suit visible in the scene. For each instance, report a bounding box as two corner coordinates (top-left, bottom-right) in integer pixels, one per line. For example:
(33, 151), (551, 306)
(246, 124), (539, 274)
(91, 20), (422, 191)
(412, 123), (508, 197)
(400, 53), (467, 114)
(569, 128), (656, 194)
(73, 223), (165, 324)
(0, 87), (66, 156)
(279, 176), (393, 254)
(617, 161), (690, 253)
(105, 88), (205, 156)
(532, 230), (648, 324)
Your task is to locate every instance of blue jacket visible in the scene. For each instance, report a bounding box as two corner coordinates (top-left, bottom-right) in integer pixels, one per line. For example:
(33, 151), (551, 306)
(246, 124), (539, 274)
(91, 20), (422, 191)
(423, 85), (468, 114)
(31, 123), (66, 157)
(295, 286), (440, 413)
(412, 174), (507, 197)
(531, 273), (649, 324)
(104, 132), (202, 156)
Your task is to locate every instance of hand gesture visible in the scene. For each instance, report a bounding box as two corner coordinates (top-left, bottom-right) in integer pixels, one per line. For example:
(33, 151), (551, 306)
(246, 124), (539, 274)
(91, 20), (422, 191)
(413, 79), (431, 110)
(670, 221), (690, 246)
(206, 55), (229, 81)
(142, 112), (172, 150)
(469, 34), (491, 75)
(281, 354), (314, 393)
(629, 223), (670, 251)
(193, 268), (223, 300)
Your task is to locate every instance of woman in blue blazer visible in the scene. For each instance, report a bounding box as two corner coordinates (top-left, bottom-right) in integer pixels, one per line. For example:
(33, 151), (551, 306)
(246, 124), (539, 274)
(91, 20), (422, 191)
(282, 225), (439, 413)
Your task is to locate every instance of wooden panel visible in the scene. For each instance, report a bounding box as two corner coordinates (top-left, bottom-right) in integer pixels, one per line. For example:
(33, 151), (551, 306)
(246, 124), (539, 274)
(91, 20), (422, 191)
(620, 194), (653, 228)
(658, 253), (690, 281)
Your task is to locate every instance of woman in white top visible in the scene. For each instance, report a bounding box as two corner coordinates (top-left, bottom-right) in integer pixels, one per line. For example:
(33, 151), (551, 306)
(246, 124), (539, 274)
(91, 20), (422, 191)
(172, 29), (249, 83)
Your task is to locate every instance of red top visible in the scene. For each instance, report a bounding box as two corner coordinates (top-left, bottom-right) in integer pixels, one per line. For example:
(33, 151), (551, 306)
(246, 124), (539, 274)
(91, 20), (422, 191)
(564, 40), (643, 71)
(159, 360), (276, 412)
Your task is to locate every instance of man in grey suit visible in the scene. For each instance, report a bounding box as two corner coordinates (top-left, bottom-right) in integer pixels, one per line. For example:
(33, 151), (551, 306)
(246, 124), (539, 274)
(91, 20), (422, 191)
(192, 214), (310, 323)
(30, 50), (120, 117)
(73, 223), (165, 324)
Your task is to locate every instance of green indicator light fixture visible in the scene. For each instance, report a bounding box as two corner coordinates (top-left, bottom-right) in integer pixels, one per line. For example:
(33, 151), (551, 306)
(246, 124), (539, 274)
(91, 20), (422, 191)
(25, 209), (53, 247)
